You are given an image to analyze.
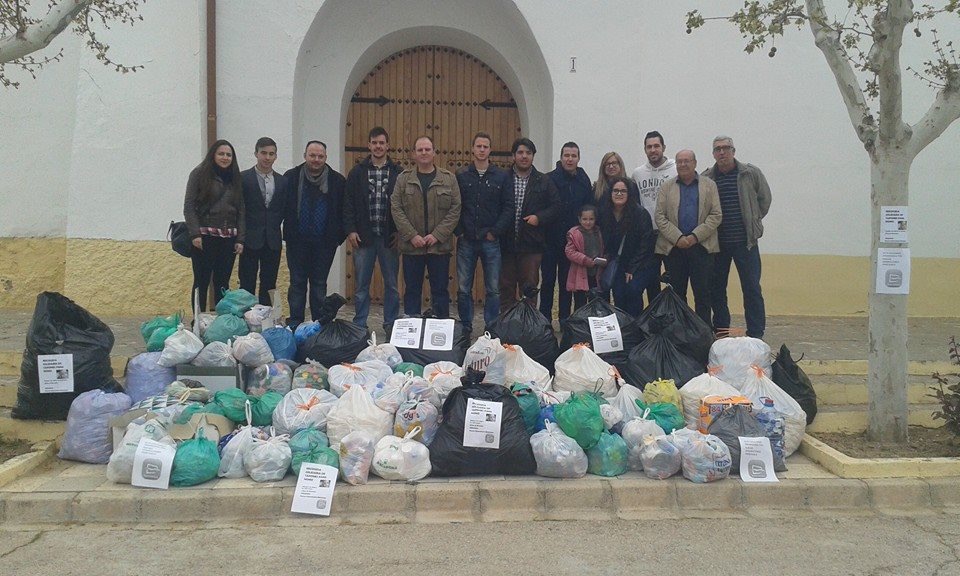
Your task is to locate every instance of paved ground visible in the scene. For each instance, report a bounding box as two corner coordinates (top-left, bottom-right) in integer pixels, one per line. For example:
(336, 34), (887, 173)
(2, 514), (959, 575)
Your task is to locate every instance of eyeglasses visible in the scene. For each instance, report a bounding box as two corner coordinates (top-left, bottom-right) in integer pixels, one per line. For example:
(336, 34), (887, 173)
(713, 145), (734, 153)
(612, 189), (628, 195)
(605, 161), (620, 167)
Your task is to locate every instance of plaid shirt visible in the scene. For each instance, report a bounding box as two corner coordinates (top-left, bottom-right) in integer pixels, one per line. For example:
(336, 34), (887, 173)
(513, 172), (530, 235)
(367, 164), (391, 236)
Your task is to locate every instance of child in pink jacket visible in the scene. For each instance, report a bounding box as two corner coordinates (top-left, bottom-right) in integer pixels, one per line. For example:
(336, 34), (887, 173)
(565, 205), (606, 310)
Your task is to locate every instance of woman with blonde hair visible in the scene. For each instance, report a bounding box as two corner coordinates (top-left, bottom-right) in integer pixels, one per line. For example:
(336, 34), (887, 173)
(592, 151), (640, 205)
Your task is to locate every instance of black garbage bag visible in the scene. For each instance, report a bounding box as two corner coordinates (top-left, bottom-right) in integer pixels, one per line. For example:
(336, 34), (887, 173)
(634, 286), (714, 365)
(296, 294), (370, 366)
(385, 313), (470, 365)
(560, 289), (643, 368)
(430, 368), (536, 476)
(708, 404), (786, 471)
(486, 289), (560, 371)
(619, 333), (704, 390)
(13, 292), (120, 420)
(771, 344), (817, 425)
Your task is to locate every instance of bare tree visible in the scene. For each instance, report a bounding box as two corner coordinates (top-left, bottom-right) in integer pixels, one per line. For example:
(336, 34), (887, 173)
(0, 0), (145, 88)
(688, 1), (959, 442)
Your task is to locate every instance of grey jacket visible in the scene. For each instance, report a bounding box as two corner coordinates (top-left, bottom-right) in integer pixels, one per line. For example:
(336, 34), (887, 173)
(702, 160), (771, 250)
(655, 175), (722, 255)
(183, 164), (246, 242)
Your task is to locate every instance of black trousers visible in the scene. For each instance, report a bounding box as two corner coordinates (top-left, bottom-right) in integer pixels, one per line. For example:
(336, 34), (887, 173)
(286, 239), (337, 326)
(664, 244), (714, 328)
(539, 240), (572, 322)
(191, 235), (237, 313)
(238, 245), (282, 306)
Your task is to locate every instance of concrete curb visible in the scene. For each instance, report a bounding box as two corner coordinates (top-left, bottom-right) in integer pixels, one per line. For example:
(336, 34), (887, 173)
(800, 434), (960, 478)
(0, 442), (55, 488)
(799, 359), (954, 376)
(2, 474), (958, 526)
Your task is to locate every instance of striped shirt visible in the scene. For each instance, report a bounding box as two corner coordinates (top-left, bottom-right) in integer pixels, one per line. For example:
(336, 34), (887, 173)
(714, 165), (747, 246)
(367, 164), (390, 236)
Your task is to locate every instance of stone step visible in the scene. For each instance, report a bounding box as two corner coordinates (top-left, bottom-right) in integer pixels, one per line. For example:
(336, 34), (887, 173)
(806, 403), (943, 434)
(813, 375), (936, 406)
(0, 407), (65, 443)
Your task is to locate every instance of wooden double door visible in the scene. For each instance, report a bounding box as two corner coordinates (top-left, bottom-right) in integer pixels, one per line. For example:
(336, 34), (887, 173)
(343, 46), (523, 310)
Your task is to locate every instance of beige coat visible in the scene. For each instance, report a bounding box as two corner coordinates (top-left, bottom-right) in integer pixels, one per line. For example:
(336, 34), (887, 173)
(654, 175), (722, 255)
(391, 166), (462, 255)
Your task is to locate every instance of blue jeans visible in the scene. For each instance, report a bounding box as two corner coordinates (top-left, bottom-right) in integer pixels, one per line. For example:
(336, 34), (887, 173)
(402, 254), (451, 318)
(612, 264), (659, 317)
(352, 234), (400, 330)
(711, 243), (766, 338)
(456, 238), (502, 330)
(286, 239), (337, 326)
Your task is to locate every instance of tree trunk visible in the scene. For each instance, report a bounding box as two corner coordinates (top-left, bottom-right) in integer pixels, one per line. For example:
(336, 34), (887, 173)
(866, 148), (910, 442)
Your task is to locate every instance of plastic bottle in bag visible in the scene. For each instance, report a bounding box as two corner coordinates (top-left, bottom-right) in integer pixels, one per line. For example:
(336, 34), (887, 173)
(639, 435), (681, 480)
(756, 396), (786, 464)
(338, 430), (376, 485)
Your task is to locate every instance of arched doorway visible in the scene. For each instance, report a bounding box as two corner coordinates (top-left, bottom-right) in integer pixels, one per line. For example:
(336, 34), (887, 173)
(343, 45), (523, 309)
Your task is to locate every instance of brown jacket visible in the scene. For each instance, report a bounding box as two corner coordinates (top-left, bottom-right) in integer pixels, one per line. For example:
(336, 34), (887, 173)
(655, 174), (722, 255)
(183, 164), (246, 242)
(390, 166), (462, 255)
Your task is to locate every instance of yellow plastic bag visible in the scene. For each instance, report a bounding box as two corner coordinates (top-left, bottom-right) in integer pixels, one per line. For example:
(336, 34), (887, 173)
(642, 378), (683, 414)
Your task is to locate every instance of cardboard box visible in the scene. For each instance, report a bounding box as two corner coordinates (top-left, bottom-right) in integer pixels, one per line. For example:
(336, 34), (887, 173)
(176, 364), (243, 393)
(110, 410), (237, 449)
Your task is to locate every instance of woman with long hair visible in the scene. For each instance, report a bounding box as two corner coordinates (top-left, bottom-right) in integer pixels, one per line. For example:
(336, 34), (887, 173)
(592, 151), (640, 205)
(597, 176), (657, 316)
(183, 139), (245, 313)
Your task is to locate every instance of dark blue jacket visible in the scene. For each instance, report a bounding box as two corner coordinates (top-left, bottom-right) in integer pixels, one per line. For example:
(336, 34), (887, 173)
(455, 163), (514, 241)
(500, 167), (560, 254)
(343, 155), (401, 246)
(240, 167), (287, 251)
(282, 163), (346, 245)
(546, 162), (593, 245)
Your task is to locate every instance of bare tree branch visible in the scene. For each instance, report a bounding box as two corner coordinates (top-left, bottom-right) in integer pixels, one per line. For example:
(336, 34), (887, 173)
(907, 82), (960, 157)
(0, 0), (89, 64)
(873, 0), (915, 145)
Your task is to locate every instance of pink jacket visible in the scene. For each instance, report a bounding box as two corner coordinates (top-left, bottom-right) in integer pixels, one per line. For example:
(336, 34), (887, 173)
(565, 225), (605, 292)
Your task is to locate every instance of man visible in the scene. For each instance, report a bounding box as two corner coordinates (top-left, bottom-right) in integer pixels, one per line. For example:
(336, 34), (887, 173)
(655, 149), (721, 327)
(343, 127), (402, 332)
(702, 136), (772, 338)
(390, 135), (461, 318)
(632, 130), (677, 304)
(543, 142), (592, 321)
(282, 141), (346, 327)
(239, 137), (287, 307)
(455, 131), (513, 333)
(500, 137), (560, 311)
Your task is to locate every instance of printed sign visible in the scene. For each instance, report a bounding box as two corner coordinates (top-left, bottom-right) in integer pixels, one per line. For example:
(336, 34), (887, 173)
(588, 314), (623, 354)
(131, 438), (176, 489)
(876, 248), (910, 295)
(291, 463), (338, 516)
(38, 354), (74, 394)
(463, 398), (503, 449)
(422, 319), (455, 351)
(880, 206), (908, 244)
(390, 318), (424, 349)
(738, 436), (779, 483)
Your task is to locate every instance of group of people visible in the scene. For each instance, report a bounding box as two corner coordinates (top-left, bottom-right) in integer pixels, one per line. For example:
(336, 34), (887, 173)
(182, 128), (771, 339)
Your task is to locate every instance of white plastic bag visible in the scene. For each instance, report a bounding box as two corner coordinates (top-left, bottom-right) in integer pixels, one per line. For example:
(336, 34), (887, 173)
(423, 361), (464, 408)
(502, 344), (551, 391)
(739, 367), (807, 456)
(621, 413), (666, 471)
(106, 418), (176, 484)
(679, 373), (741, 430)
(328, 360), (393, 397)
(272, 388), (338, 436)
(639, 434), (681, 480)
(243, 304), (273, 332)
(708, 337), (772, 388)
(326, 384), (393, 450)
(158, 324), (204, 367)
(232, 332), (275, 367)
(195, 313), (217, 337)
(371, 427), (432, 481)
(676, 431), (732, 483)
(244, 429), (292, 482)
(530, 422), (588, 478)
(355, 332), (403, 368)
(393, 397), (439, 444)
(291, 360), (328, 390)
(369, 371), (410, 413)
(542, 389), (571, 406)
(462, 332), (506, 385)
(338, 430), (376, 485)
(218, 400), (254, 478)
(245, 362), (293, 397)
(191, 340), (238, 367)
(59, 389), (132, 464)
(553, 343), (618, 397)
(600, 404), (623, 431)
(125, 352), (177, 404)
(610, 385), (645, 428)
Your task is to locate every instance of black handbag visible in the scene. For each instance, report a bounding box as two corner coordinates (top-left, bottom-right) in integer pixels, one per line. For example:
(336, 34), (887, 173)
(168, 221), (192, 257)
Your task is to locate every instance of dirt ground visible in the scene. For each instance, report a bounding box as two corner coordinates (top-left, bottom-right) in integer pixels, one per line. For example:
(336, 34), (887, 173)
(812, 426), (960, 458)
(0, 435), (32, 464)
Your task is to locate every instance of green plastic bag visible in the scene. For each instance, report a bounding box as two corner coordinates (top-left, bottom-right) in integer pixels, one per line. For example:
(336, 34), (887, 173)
(203, 314), (249, 345)
(289, 427), (335, 475)
(141, 313), (181, 349)
(586, 431), (629, 477)
(511, 383), (541, 436)
(173, 402), (225, 425)
(171, 427), (221, 487)
(251, 391), (283, 426)
(215, 289), (258, 317)
(394, 362), (424, 377)
(555, 392), (605, 450)
(635, 399), (686, 434)
(214, 389), (249, 423)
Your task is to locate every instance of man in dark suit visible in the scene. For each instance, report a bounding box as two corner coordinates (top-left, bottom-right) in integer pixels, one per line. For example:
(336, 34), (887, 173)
(239, 137), (286, 306)
(282, 140), (346, 327)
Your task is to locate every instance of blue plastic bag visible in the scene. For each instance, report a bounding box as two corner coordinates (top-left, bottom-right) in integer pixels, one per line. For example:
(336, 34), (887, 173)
(262, 326), (297, 361)
(586, 431), (629, 477)
(294, 321), (322, 346)
(125, 352), (177, 404)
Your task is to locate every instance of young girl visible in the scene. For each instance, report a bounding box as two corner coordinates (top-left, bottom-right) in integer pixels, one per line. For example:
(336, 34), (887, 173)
(565, 205), (606, 309)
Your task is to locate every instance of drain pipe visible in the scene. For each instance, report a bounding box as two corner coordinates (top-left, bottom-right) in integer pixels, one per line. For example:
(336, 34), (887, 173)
(205, 0), (217, 147)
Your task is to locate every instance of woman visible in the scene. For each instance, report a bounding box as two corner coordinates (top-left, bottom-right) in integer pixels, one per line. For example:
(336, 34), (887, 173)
(598, 177), (657, 316)
(592, 151), (640, 205)
(183, 139), (245, 313)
